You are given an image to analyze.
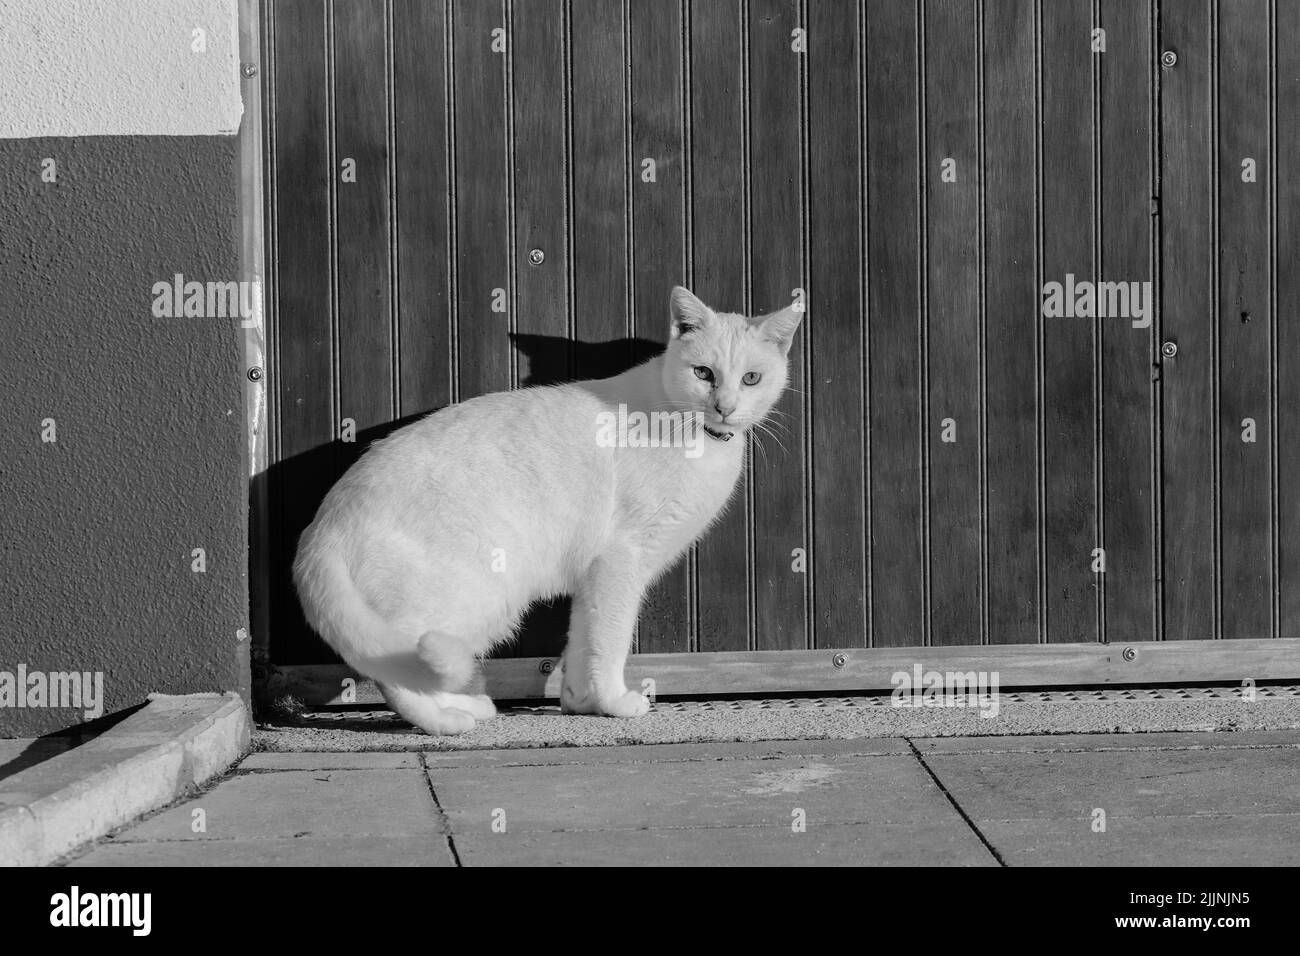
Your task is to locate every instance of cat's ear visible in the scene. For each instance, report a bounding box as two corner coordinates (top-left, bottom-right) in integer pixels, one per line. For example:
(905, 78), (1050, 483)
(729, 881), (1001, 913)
(756, 301), (804, 354)
(669, 286), (713, 339)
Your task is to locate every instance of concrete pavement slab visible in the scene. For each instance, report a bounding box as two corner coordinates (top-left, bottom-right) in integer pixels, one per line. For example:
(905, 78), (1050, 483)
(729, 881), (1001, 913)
(430, 755), (945, 832)
(923, 746), (1300, 866)
(964, 815), (1300, 867)
(429, 748), (997, 866)
(927, 747), (1300, 817)
(109, 768), (443, 843)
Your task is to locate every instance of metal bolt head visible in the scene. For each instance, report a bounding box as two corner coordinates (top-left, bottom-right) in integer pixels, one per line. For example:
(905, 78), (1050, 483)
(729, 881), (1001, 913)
(1161, 341), (1178, 359)
(539, 659), (555, 675)
(247, 366), (264, 382)
(528, 248), (545, 266)
(242, 63), (258, 78)
(1161, 50), (1178, 68)
(832, 653), (847, 668)
(1122, 646), (1138, 662)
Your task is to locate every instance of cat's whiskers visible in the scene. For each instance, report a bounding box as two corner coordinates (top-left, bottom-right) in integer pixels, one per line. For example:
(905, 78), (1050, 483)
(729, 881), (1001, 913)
(748, 415), (793, 446)
(750, 420), (790, 457)
(755, 414), (793, 437)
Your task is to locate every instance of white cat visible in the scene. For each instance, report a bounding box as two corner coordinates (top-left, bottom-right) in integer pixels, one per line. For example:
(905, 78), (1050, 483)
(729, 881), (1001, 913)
(293, 286), (802, 734)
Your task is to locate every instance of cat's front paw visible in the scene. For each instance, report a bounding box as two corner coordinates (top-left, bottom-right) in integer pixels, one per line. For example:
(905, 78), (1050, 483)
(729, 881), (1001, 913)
(602, 689), (651, 718)
(561, 684), (650, 718)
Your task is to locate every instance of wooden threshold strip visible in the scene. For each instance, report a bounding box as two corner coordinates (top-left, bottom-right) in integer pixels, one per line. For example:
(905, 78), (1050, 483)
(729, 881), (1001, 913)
(272, 638), (1300, 706)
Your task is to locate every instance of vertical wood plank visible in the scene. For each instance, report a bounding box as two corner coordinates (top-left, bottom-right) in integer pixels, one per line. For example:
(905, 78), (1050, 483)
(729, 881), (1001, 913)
(924, 0), (982, 646)
(1099, 0), (1156, 641)
(692, 0), (750, 652)
(982, 0), (1039, 645)
(512, 0), (569, 389)
(1160, 0), (1216, 641)
(1217, 0), (1272, 638)
(630, 0), (690, 653)
(866, 0), (924, 647)
(334, 0), (393, 465)
(509, 0), (571, 657)
(1277, 0), (1300, 638)
(571, 0), (628, 374)
(1040, 0), (1098, 643)
(807, 0), (867, 647)
(749, 0), (807, 650)
(454, 0), (511, 400)
(394, 0), (452, 415)
(272, 0), (336, 662)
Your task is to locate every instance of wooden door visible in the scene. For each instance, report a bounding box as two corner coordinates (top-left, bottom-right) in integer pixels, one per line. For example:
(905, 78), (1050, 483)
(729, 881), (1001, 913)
(257, 0), (1299, 699)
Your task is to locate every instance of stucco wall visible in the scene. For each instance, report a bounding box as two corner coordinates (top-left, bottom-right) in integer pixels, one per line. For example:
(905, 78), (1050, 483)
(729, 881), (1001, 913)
(0, 0), (248, 735)
(0, 0), (243, 137)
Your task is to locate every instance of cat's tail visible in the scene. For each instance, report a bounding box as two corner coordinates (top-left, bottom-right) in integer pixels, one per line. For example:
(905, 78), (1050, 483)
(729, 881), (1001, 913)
(293, 531), (406, 665)
(293, 530), (474, 690)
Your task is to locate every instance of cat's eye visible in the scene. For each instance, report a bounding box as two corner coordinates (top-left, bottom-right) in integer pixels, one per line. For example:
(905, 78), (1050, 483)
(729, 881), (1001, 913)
(694, 366), (714, 383)
(742, 371), (762, 386)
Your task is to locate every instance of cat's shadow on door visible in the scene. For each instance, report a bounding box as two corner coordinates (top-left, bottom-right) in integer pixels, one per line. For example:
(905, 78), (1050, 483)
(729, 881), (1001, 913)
(261, 333), (667, 671)
(510, 332), (665, 387)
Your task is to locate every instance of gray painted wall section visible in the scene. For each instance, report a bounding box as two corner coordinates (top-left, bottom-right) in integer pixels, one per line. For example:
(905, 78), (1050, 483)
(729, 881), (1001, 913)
(0, 136), (248, 736)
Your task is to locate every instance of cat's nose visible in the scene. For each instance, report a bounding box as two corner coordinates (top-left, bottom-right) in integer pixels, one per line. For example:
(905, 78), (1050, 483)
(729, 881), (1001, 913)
(715, 400), (737, 419)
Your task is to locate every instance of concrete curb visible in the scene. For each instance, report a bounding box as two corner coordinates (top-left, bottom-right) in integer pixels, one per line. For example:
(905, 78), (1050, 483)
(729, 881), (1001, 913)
(0, 692), (250, 866)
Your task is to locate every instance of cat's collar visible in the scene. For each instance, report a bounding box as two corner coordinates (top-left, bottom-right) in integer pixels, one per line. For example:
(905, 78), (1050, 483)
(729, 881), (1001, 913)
(702, 424), (734, 442)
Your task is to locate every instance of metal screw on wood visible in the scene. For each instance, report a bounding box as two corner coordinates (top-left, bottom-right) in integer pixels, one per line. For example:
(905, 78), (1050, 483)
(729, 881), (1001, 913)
(1122, 646), (1138, 662)
(1161, 341), (1178, 358)
(832, 653), (847, 668)
(528, 248), (545, 266)
(539, 659), (555, 675)
(247, 366), (264, 382)
(242, 63), (258, 78)
(1161, 50), (1178, 68)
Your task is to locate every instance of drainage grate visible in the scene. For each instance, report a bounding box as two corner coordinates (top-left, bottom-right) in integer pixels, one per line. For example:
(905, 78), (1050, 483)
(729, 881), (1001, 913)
(285, 683), (1300, 725)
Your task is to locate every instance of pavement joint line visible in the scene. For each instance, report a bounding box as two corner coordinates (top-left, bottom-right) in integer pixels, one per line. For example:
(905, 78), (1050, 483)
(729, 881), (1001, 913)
(419, 752), (909, 769)
(904, 737), (1008, 868)
(105, 832), (452, 845)
(90, 820), (991, 845)
(232, 765), (433, 775)
(416, 822), (934, 834)
(972, 811), (1300, 823)
(96, 835), (343, 845)
(419, 752), (462, 867)
(416, 740), (1300, 766)
(234, 737), (1300, 769)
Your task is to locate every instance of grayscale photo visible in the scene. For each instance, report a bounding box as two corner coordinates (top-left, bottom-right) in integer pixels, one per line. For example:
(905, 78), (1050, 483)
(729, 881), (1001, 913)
(0, 0), (1295, 923)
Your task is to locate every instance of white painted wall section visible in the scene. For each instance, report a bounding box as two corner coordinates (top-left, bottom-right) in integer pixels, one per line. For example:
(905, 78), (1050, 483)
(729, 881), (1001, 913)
(0, 0), (243, 137)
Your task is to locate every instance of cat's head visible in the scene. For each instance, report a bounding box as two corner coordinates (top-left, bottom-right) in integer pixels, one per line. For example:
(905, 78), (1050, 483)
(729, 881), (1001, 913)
(661, 286), (803, 440)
